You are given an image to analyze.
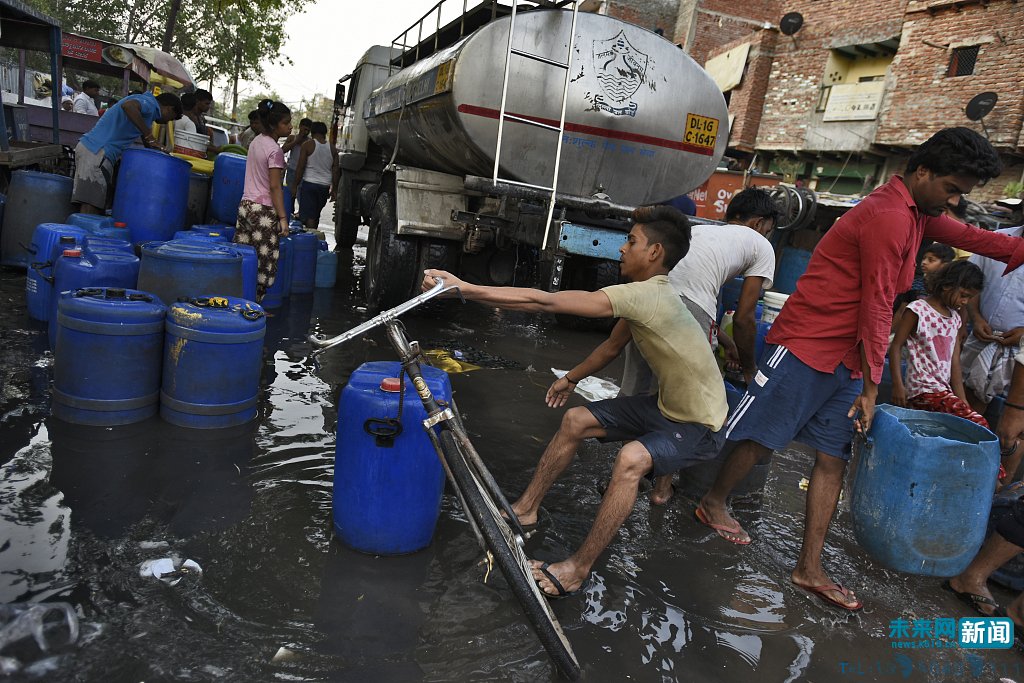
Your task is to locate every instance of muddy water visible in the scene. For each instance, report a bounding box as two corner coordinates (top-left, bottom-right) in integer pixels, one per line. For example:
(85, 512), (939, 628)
(0, 251), (1022, 682)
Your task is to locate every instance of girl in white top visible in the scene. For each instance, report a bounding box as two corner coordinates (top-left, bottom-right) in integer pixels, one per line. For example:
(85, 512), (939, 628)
(889, 260), (987, 427)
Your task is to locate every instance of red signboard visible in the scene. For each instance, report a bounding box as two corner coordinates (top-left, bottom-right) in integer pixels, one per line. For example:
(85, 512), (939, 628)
(689, 171), (780, 221)
(62, 34), (103, 63)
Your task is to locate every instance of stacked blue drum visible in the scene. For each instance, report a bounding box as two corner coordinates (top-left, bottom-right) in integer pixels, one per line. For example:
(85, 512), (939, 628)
(261, 235), (294, 308)
(49, 247), (141, 348)
(137, 241), (243, 307)
(26, 223), (88, 322)
(1, 171), (74, 267)
(192, 225), (235, 242)
(208, 153), (247, 224)
(289, 231), (319, 294)
(66, 214), (131, 242)
(51, 288), (166, 426)
(174, 229), (226, 243)
(113, 149), (191, 244)
(161, 296), (266, 429)
(333, 362), (451, 554)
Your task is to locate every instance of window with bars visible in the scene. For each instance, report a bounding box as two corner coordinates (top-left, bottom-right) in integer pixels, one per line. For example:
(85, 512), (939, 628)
(947, 45), (979, 77)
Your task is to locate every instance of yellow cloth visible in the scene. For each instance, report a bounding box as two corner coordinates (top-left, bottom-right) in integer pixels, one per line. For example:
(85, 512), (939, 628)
(602, 275), (728, 430)
(423, 349), (481, 373)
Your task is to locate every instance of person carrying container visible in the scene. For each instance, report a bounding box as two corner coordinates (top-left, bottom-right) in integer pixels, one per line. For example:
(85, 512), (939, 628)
(292, 122), (337, 231)
(696, 127), (1024, 612)
(232, 99), (292, 302)
(421, 205), (729, 598)
(72, 91), (183, 214)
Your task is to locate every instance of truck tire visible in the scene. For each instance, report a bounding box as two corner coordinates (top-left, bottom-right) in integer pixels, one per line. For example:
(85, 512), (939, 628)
(364, 192), (418, 311)
(556, 257), (620, 332)
(415, 239), (461, 314)
(336, 211), (360, 250)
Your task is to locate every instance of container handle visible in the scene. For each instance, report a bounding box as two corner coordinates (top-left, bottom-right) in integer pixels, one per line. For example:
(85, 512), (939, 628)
(364, 417), (402, 448)
(73, 288), (105, 298)
(30, 260), (54, 284)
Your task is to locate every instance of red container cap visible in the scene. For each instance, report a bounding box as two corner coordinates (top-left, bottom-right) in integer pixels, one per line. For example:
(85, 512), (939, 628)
(380, 377), (402, 393)
(62, 248), (82, 257)
(113, 222), (127, 228)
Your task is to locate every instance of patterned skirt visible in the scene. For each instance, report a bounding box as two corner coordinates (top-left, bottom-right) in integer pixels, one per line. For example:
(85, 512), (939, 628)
(234, 199), (280, 301)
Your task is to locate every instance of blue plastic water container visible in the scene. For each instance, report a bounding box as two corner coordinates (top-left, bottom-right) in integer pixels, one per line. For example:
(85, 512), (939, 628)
(25, 223), (88, 322)
(333, 361), (451, 554)
(174, 229), (226, 243)
(774, 248), (813, 295)
(316, 250), (337, 288)
(208, 153), (247, 224)
(112, 149), (191, 244)
(192, 224), (235, 242)
(52, 287), (166, 426)
(1, 171), (74, 268)
(67, 213), (115, 233)
(717, 276), (744, 322)
(82, 235), (133, 254)
(161, 296), (267, 429)
(137, 241), (243, 309)
(229, 243), (258, 301)
(261, 235), (294, 308)
(290, 231), (319, 294)
(49, 249), (141, 348)
(851, 405), (1000, 576)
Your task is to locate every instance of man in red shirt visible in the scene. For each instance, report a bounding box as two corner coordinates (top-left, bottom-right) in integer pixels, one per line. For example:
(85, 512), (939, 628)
(694, 128), (1024, 611)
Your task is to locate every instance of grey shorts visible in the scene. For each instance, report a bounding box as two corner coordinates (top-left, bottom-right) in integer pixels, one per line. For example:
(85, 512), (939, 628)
(585, 395), (725, 476)
(72, 142), (114, 209)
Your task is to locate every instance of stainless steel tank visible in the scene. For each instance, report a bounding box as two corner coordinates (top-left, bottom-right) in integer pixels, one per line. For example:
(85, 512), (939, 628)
(364, 9), (728, 206)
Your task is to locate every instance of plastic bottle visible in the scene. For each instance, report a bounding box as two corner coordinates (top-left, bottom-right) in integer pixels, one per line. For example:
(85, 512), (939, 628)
(718, 309), (735, 362)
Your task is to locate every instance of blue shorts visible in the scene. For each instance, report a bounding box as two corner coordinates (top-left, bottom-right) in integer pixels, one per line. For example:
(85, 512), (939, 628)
(298, 181), (330, 222)
(725, 345), (863, 460)
(585, 395), (725, 476)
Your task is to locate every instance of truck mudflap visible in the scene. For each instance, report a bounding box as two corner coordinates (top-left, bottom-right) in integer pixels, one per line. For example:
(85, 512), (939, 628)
(555, 222), (626, 261)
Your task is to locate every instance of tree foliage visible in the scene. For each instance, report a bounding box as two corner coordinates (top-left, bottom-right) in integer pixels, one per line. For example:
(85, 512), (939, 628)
(22, 0), (309, 91)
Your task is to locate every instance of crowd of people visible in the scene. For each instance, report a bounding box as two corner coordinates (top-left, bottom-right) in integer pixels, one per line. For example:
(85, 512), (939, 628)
(68, 90), (339, 305)
(423, 127), (1024, 624)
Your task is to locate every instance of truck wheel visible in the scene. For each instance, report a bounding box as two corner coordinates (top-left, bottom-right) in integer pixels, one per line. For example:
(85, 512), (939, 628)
(336, 212), (360, 250)
(416, 239), (460, 314)
(364, 192), (418, 311)
(555, 257), (620, 332)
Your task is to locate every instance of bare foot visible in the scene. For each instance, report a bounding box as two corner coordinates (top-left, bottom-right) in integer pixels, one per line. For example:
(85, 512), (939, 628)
(791, 570), (862, 610)
(530, 558), (588, 597)
(650, 474), (675, 506)
(695, 499), (750, 544)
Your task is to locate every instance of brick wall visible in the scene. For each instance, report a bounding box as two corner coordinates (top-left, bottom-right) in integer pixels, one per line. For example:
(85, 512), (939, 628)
(705, 29), (777, 152)
(686, 0), (779, 64)
(754, 0), (907, 150)
(875, 1), (1024, 154)
(604, 0), (680, 36)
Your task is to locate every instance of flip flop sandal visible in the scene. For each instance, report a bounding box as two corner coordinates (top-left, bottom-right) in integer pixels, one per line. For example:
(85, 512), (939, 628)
(536, 562), (584, 600)
(793, 581), (864, 612)
(942, 580), (1000, 616)
(694, 507), (751, 545)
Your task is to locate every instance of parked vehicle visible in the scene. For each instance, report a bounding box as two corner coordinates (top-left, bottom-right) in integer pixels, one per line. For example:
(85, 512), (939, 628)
(332, 1), (728, 314)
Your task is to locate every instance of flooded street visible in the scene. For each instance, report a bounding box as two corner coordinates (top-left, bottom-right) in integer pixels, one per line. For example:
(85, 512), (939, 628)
(0, 240), (1021, 683)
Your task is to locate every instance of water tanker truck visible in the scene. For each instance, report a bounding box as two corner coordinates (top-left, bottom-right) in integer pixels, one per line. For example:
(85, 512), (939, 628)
(332, 1), (728, 315)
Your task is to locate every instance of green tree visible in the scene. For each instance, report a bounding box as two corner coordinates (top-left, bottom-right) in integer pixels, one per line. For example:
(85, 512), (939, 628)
(296, 93), (333, 125)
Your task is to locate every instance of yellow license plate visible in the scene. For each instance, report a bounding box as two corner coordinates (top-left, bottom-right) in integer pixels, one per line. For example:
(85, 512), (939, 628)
(684, 113), (719, 152)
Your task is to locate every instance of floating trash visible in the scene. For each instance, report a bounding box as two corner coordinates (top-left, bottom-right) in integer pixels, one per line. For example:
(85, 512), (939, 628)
(552, 368), (620, 402)
(139, 557), (203, 586)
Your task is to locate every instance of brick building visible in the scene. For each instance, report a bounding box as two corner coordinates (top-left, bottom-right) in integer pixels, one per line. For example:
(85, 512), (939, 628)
(715, 0), (1022, 198)
(596, 0), (1024, 200)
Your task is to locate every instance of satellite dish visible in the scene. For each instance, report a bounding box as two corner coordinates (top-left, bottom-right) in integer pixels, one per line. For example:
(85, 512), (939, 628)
(965, 92), (997, 121)
(779, 12), (804, 36)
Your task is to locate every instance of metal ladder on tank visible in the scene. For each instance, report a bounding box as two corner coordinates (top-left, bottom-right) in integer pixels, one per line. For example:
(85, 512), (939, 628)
(492, 1), (581, 280)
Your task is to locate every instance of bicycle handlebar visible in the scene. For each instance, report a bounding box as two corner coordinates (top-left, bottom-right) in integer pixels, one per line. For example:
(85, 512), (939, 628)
(309, 277), (462, 352)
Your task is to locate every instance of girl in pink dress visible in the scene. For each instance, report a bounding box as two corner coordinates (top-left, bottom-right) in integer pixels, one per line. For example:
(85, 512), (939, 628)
(889, 260), (986, 426)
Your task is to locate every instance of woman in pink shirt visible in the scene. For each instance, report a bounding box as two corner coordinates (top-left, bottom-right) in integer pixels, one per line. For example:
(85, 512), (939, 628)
(233, 99), (292, 301)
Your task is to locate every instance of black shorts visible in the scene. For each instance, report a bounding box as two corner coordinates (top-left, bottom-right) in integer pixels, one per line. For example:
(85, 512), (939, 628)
(585, 395), (725, 476)
(298, 181), (330, 222)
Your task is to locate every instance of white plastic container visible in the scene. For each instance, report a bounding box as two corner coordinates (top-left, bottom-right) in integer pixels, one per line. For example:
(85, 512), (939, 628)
(761, 291), (790, 324)
(173, 130), (210, 159)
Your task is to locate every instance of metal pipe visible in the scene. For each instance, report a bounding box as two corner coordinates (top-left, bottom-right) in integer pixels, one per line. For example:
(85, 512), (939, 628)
(49, 26), (62, 145)
(17, 50), (26, 105)
(464, 175), (636, 218)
